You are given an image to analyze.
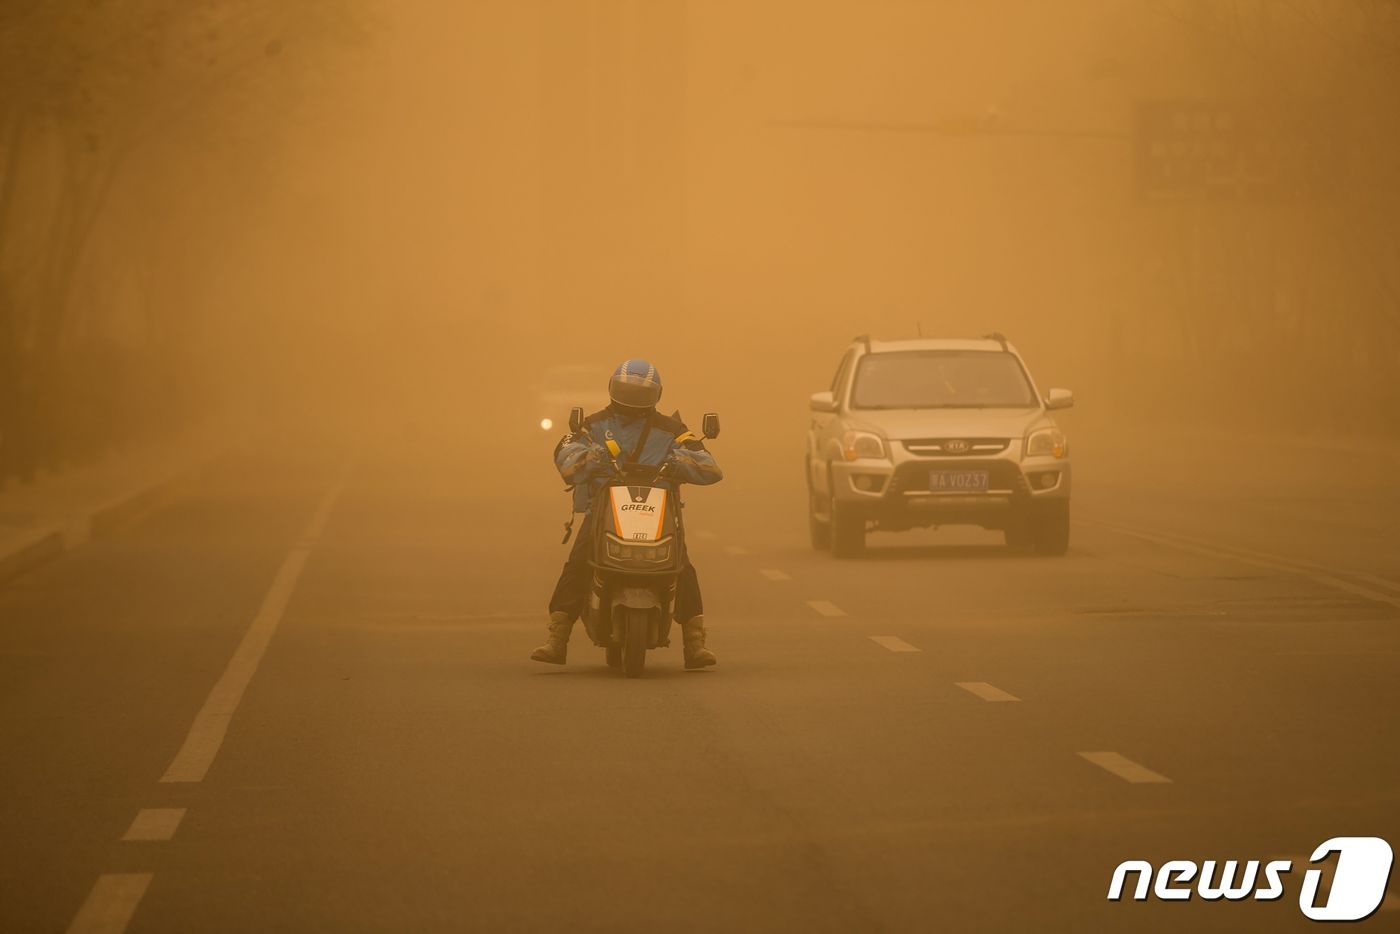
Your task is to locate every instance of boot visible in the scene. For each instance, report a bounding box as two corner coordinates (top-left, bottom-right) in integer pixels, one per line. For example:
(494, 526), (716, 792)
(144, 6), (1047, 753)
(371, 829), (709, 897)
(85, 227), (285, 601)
(531, 611), (576, 665)
(681, 615), (717, 670)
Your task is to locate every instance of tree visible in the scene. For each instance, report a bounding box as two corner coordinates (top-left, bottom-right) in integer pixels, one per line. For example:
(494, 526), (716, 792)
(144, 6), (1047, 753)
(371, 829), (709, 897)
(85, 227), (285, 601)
(0, 0), (359, 481)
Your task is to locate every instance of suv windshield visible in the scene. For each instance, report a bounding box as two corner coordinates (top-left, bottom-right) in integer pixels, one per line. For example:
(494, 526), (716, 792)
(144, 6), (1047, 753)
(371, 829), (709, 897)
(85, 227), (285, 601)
(850, 350), (1037, 409)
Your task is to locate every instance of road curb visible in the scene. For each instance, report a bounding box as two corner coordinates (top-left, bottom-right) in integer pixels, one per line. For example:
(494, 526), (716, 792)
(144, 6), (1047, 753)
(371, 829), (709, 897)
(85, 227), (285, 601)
(88, 469), (194, 541)
(0, 452), (214, 586)
(0, 529), (66, 584)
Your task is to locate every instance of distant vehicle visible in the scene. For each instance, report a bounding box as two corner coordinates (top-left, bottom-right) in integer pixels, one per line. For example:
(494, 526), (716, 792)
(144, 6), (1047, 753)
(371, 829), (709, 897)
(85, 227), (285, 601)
(806, 334), (1073, 557)
(534, 363), (610, 433)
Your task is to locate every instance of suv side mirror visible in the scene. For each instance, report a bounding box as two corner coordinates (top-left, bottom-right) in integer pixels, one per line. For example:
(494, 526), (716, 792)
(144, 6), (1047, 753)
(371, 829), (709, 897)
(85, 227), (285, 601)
(810, 391), (837, 414)
(1044, 388), (1074, 411)
(701, 413), (720, 440)
(568, 406), (584, 434)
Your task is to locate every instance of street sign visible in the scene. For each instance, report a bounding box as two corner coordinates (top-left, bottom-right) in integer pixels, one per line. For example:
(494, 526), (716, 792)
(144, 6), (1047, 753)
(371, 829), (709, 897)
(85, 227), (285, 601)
(1134, 100), (1334, 200)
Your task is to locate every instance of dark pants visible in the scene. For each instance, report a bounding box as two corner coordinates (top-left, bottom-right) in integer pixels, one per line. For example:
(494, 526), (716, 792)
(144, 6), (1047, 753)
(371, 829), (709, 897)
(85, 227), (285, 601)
(548, 514), (704, 623)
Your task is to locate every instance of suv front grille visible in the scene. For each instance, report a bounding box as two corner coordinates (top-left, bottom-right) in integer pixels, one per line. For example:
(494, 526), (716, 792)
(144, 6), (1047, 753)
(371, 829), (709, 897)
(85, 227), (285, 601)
(902, 438), (1010, 457)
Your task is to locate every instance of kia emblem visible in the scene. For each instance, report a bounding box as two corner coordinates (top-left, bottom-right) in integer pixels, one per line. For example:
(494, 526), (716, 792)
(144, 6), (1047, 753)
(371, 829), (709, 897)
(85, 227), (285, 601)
(943, 439), (971, 455)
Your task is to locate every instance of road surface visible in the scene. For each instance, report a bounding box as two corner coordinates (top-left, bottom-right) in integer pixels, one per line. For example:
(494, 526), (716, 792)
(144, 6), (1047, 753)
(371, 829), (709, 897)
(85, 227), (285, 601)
(2, 436), (1397, 932)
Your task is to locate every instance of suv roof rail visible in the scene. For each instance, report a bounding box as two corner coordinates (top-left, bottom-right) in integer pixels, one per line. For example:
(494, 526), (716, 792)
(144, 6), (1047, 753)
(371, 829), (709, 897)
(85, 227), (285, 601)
(982, 331), (1009, 349)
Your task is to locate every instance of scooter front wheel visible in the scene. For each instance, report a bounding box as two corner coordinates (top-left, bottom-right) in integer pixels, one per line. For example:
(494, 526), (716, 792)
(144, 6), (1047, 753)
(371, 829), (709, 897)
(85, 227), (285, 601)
(622, 607), (648, 678)
(605, 644), (622, 668)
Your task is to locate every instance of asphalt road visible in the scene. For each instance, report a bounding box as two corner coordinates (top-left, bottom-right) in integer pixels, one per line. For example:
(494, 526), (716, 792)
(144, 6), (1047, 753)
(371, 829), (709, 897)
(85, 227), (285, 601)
(2, 436), (1397, 932)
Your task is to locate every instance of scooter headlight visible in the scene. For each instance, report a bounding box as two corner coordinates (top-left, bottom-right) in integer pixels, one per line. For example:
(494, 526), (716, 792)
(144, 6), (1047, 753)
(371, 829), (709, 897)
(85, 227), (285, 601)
(605, 537), (673, 564)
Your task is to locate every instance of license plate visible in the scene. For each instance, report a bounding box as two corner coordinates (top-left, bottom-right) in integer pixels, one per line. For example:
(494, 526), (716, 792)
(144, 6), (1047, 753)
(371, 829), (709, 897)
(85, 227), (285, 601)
(927, 470), (989, 492)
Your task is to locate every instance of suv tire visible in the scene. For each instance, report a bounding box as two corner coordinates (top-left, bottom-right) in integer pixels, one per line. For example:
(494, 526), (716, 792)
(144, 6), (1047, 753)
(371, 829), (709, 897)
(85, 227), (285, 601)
(830, 495), (866, 559)
(1031, 501), (1070, 556)
(808, 488), (831, 550)
(1003, 514), (1034, 551)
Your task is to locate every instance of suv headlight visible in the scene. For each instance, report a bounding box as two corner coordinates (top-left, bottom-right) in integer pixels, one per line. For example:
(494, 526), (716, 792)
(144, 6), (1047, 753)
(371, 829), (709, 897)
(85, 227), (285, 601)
(842, 430), (887, 461)
(1025, 427), (1066, 459)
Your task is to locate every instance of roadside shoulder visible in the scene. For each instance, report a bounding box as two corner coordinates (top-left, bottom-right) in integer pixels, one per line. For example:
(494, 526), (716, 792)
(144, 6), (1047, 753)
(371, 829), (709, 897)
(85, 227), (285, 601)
(0, 428), (234, 583)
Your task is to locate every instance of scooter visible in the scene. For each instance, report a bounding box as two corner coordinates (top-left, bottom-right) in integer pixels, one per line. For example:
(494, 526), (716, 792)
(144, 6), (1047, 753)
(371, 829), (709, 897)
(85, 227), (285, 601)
(567, 406), (719, 678)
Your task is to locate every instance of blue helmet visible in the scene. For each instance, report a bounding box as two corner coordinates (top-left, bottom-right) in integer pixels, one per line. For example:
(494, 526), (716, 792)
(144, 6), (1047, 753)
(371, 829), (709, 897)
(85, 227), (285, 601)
(608, 359), (663, 409)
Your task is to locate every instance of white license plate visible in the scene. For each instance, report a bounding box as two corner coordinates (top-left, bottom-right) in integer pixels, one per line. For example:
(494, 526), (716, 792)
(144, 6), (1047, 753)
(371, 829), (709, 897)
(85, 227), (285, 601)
(927, 470), (989, 491)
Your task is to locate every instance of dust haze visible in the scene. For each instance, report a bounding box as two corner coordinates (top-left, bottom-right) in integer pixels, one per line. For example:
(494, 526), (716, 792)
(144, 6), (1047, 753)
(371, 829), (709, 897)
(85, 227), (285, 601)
(5, 4), (1400, 931)
(6, 0), (1397, 488)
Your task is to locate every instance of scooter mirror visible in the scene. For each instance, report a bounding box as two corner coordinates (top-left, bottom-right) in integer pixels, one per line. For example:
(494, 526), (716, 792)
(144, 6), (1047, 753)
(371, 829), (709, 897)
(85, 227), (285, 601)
(568, 407), (584, 434)
(701, 413), (720, 440)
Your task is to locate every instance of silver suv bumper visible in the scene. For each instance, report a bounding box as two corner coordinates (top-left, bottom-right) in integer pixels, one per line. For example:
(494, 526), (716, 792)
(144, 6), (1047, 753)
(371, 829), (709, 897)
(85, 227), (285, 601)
(829, 438), (1070, 529)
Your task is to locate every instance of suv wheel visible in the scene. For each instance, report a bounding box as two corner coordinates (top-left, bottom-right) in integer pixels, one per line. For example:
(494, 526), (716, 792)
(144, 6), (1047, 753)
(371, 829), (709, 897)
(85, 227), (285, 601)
(1003, 514), (1034, 551)
(1031, 501), (1070, 556)
(808, 488), (831, 550)
(830, 494), (866, 559)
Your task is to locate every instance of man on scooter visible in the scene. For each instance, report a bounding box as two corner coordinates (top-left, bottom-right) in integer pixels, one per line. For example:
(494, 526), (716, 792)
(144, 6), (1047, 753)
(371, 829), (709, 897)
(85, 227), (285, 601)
(532, 359), (723, 669)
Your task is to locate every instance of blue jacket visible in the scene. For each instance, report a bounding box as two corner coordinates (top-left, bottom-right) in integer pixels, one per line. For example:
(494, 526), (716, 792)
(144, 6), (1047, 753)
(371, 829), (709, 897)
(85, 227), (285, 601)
(555, 406), (722, 512)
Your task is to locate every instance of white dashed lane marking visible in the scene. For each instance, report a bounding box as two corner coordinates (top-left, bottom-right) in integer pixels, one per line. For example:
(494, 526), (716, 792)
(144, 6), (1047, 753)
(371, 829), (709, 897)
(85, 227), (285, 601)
(1078, 751), (1172, 784)
(723, 544), (749, 557)
(66, 873), (153, 934)
(693, 530), (717, 541)
(121, 808), (186, 842)
(955, 681), (1020, 702)
(759, 568), (791, 582)
(805, 600), (847, 618)
(868, 636), (920, 653)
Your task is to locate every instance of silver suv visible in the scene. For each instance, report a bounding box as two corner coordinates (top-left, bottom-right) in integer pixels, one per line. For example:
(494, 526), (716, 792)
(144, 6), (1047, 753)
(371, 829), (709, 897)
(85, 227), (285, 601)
(806, 334), (1073, 557)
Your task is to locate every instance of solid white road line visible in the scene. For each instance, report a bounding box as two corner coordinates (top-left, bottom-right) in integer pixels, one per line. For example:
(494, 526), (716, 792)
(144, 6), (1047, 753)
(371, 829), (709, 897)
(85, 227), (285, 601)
(723, 544), (749, 557)
(121, 808), (186, 842)
(869, 635), (920, 653)
(160, 464), (350, 783)
(955, 681), (1020, 702)
(805, 600), (847, 618)
(693, 529), (717, 541)
(1082, 518), (1400, 611)
(66, 873), (153, 934)
(1078, 751), (1172, 784)
(759, 568), (791, 582)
